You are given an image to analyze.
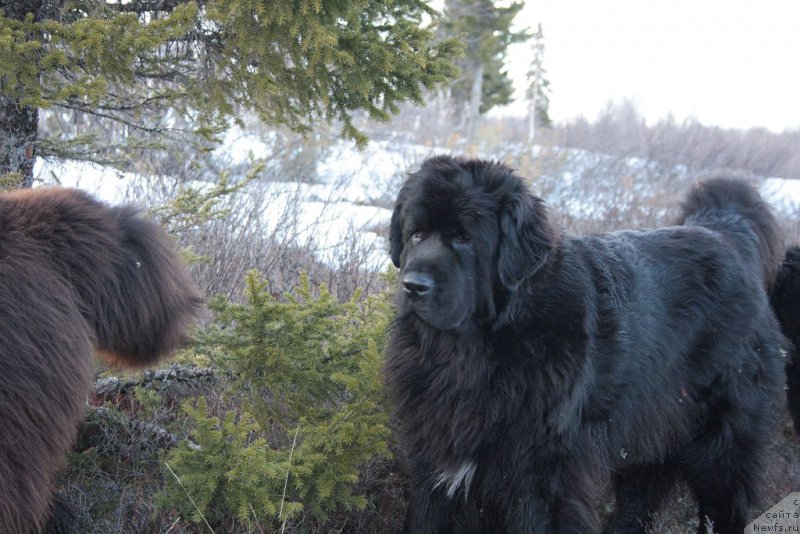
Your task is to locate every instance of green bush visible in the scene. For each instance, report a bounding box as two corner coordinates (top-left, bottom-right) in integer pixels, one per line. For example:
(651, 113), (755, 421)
(160, 272), (393, 530)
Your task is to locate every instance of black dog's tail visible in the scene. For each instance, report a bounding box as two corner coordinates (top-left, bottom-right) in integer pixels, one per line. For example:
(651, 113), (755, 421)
(770, 246), (800, 431)
(679, 178), (800, 431)
(678, 176), (784, 288)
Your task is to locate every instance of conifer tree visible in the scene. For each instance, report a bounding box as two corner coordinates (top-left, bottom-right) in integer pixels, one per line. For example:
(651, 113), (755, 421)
(439, 0), (526, 138)
(0, 1), (459, 186)
(527, 22), (551, 143)
(161, 272), (394, 529)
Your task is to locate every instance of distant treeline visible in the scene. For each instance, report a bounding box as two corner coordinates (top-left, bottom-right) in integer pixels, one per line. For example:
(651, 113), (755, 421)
(554, 100), (800, 179)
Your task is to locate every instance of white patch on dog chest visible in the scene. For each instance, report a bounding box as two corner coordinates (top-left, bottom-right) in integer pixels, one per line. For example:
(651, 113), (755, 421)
(434, 461), (477, 499)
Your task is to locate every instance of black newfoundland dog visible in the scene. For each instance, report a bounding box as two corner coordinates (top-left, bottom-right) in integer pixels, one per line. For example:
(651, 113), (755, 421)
(0, 188), (203, 533)
(384, 155), (787, 534)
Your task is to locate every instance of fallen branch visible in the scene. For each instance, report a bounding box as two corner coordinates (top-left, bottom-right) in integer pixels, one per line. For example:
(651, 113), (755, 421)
(94, 365), (217, 399)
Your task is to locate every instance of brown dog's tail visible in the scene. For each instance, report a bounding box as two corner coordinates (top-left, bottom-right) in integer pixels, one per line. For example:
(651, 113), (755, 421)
(678, 176), (784, 289)
(770, 246), (800, 432)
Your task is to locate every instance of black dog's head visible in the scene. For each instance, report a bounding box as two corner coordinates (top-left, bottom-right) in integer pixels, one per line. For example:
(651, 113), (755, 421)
(389, 155), (555, 332)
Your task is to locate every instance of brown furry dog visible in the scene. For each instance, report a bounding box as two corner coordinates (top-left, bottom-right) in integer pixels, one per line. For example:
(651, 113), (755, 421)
(0, 187), (203, 533)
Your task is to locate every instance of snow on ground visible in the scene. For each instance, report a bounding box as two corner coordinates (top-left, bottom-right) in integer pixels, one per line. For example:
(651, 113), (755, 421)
(31, 132), (443, 272)
(238, 180), (392, 270)
(32, 140), (800, 273)
(33, 158), (133, 204)
(760, 177), (800, 214)
(32, 145), (399, 271)
(316, 139), (436, 200)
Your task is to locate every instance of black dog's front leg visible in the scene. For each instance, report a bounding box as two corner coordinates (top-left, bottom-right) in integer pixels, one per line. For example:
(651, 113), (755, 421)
(403, 483), (456, 534)
(504, 493), (554, 534)
(505, 471), (601, 534)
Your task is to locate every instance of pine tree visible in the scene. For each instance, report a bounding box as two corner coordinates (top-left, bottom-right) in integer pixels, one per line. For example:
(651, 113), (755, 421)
(160, 272), (394, 529)
(0, 1), (460, 186)
(526, 22), (551, 143)
(439, 0), (526, 139)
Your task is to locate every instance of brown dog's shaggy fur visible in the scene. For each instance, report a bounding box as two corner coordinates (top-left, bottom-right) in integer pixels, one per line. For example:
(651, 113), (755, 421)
(0, 187), (203, 533)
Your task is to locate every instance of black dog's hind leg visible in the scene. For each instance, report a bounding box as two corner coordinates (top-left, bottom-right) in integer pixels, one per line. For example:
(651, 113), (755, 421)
(683, 461), (759, 534)
(679, 414), (769, 534)
(605, 463), (678, 534)
(787, 352), (800, 431)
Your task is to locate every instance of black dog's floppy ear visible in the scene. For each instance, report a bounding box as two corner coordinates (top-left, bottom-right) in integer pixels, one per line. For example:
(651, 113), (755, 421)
(389, 198), (404, 268)
(498, 193), (554, 290)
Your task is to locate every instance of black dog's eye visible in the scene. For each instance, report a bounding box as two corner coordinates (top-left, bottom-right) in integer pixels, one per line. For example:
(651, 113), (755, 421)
(411, 231), (425, 244)
(453, 233), (470, 245)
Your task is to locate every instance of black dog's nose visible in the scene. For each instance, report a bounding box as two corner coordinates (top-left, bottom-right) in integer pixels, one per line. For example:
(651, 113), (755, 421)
(402, 272), (434, 297)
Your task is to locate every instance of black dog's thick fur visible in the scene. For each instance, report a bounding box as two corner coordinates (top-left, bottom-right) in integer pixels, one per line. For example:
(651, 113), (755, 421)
(0, 188), (203, 533)
(770, 246), (800, 430)
(385, 156), (786, 534)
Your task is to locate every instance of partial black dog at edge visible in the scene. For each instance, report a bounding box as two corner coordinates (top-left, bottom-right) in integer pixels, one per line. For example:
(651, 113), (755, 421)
(384, 155), (795, 534)
(771, 246), (800, 431)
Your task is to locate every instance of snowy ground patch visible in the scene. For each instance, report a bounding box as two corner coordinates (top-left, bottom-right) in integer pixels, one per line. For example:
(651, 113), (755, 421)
(760, 177), (800, 214)
(32, 142), (800, 274)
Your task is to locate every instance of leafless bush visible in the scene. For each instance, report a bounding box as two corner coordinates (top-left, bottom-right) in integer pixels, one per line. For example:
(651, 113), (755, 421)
(489, 144), (690, 236)
(109, 127), (396, 302)
(558, 99), (800, 179)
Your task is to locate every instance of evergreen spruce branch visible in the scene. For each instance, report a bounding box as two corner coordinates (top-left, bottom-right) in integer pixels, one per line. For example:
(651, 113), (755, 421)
(1, 0), (461, 163)
(164, 461), (216, 534)
(104, 1), (203, 15)
(49, 104), (180, 135)
(36, 136), (154, 168)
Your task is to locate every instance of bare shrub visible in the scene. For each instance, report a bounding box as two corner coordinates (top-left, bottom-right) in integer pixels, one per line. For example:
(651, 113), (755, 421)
(557, 100), (800, 179)
(105, 125), (395, 302)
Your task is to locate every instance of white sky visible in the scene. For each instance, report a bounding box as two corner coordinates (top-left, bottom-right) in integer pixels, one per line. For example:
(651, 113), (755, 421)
(499, 0), (800, 132)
